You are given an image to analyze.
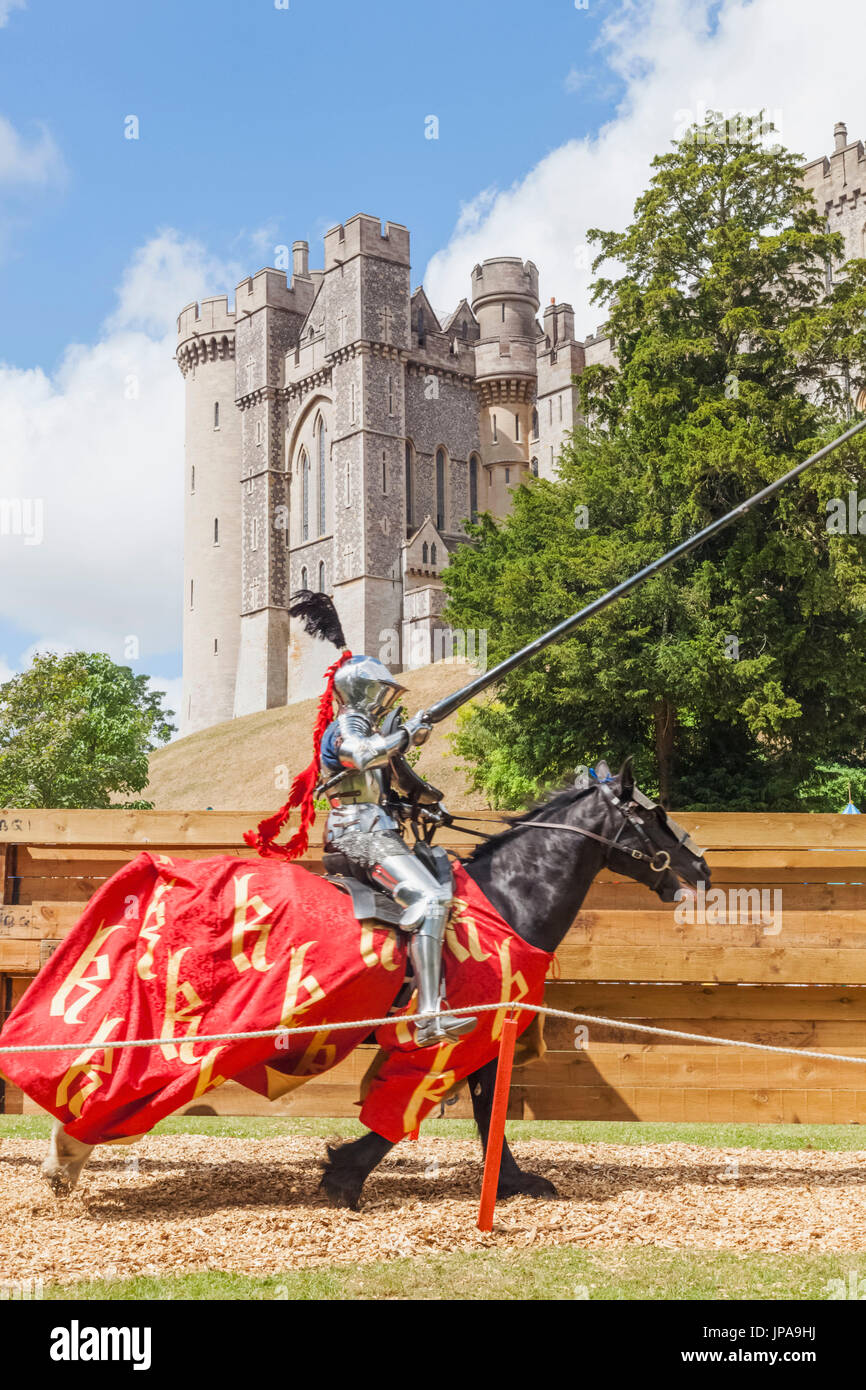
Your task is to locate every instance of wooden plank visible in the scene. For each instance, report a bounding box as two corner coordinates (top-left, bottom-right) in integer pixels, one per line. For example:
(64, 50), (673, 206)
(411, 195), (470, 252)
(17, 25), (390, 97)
(565, 909), (866, 947)
(544, 982), (866, 1020)
(554, 943), (866, 984)
(517, 1085), (866, 1124)
(520, 1048), (866, 1089)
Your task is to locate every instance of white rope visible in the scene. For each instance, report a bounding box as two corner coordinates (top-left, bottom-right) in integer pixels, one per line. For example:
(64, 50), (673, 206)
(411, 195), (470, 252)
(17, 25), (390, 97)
(3, 1000), (866, 1068)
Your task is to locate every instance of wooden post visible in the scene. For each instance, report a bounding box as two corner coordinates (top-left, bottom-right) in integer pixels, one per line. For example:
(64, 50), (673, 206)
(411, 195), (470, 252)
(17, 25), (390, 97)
(477, 1008), (520, 1231)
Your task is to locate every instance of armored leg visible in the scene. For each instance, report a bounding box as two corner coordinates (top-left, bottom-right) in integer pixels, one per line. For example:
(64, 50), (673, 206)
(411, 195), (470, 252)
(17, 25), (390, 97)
(370, 852), (477, 1048)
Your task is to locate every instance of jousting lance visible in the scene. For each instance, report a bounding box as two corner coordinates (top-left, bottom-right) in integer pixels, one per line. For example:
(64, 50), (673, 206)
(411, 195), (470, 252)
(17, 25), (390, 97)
(419, 417), (866, 727)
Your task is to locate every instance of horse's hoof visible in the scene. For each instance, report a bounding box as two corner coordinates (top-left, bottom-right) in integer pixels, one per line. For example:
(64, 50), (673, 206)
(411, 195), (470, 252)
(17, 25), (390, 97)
(42, 1170), (75, 1198)
(319, 1171), (362, 1211)
(497, 1171), (558, 1200)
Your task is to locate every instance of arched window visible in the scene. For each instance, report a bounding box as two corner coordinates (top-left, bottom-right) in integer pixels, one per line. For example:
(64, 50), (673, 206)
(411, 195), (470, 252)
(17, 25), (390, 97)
(530, 456), (539, 477)
(318, 560), (326, 592)
(422, 542), (429, 564)
(469, 454), (479, 521)
(531, 408), (539, 438)
(431, 543), (437, 565)
(301, 449), (310, 541)
(435, 448), (446, 531)
(300, 565), (308, 589)
(404, 440), (414, 530)
(317, 418), (326, 535)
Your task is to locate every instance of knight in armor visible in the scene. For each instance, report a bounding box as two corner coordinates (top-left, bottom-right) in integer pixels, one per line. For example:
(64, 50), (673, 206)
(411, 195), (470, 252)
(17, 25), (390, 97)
(244, 591), (477, 1049)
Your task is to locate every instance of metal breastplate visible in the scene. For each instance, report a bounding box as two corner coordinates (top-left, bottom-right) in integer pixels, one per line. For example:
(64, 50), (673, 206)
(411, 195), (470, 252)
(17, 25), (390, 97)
(322, 710), (385, 808)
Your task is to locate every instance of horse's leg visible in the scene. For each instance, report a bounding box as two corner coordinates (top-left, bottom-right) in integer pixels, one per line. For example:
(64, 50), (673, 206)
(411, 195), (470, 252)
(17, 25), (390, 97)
(468, 1059), (558, 1198)
(41, 1118), (94, 1196)
(320, 1130), (395, 1210)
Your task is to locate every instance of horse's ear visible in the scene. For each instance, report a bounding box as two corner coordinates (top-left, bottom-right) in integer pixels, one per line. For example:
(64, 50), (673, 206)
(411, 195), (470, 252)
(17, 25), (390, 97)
(618, 756), (635, 796)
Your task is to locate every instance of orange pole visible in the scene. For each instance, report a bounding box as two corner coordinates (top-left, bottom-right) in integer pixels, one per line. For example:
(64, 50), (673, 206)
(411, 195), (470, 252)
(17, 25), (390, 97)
(477, 1009), (520, 1231)
(409, 1126), (420, 1142)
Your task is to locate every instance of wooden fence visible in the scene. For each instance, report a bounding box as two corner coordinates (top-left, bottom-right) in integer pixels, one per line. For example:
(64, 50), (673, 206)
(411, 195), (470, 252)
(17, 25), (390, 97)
(2, 808), (866, 1125)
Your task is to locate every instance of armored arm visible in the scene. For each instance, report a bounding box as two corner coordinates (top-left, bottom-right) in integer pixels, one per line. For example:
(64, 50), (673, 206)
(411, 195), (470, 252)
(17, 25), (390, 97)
(333, 712), (410, 773)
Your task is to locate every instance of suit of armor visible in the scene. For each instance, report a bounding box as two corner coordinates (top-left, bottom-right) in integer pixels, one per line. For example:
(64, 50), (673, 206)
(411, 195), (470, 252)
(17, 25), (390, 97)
(320, 655), (477, 1048)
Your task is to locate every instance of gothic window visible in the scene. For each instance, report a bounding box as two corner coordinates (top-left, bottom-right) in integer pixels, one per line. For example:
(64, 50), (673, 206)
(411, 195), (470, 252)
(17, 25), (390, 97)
(213, 401), (220, 429)
(431, 543), (437, 565)
(530, 456), (539, 477)
(559, 394), (563, 422)
(549, 399), (553, 425)
(505, 467), (511, 484)
(350, 383), (356, 422)
(301, 565), (308, 589)
(213, 517), (219, 545)
(469, 454), (479, 521)
(318, 560), (326, 592)
(317, 418), (326, 535)
(405, 440), (414, 530)
(435, 447), (447, 530)
(531, 408), (538, 439)
(422, 542), (429, 564)
(301, 449), (310, 541)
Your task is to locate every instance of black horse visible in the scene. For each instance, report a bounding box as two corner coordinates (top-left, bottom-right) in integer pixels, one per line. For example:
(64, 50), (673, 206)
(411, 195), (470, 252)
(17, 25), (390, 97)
(321, 758), (709, 1208)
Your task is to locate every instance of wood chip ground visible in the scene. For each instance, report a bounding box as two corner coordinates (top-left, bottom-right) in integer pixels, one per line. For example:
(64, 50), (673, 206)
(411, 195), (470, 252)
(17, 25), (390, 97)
(2, 1135), (866, 1284)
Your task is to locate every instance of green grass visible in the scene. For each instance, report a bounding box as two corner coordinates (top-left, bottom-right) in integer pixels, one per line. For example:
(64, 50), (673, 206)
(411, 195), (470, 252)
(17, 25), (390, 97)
(3, 1114), (866, 1149)
(36, 1249), (866, 1301)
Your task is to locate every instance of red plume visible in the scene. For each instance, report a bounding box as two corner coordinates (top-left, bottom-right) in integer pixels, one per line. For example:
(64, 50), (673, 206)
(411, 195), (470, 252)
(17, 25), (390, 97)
(244, 649), (352, 861)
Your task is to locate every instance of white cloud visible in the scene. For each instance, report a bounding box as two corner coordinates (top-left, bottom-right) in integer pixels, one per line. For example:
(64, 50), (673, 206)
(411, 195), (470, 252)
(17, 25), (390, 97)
(425, 0), (866, 338)
(0, 231), (240, 674)
(0, 114), (64, 187)
(0, 0), (25, 29)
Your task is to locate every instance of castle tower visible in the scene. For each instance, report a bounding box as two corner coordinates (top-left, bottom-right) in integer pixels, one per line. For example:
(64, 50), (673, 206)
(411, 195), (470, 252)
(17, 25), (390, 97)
(535, 298), (585, 480)
(318, 214), (411, 664)
(176, 296), (242, 736)
(232, 264), (316, 717)
(470, 257), (539, 515)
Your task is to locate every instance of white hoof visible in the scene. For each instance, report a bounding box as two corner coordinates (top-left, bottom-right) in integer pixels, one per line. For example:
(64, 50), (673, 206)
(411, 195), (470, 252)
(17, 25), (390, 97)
(41, 1119), (94, 1196)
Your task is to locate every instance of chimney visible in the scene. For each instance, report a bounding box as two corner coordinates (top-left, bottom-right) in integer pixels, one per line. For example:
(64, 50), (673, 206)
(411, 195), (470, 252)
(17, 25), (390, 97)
(292, 240), (310, 278)
(834, 121), (848, 153)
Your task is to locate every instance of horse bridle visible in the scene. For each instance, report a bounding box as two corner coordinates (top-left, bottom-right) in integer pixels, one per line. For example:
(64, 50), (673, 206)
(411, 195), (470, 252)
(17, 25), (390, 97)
(449, 781), (681, 874)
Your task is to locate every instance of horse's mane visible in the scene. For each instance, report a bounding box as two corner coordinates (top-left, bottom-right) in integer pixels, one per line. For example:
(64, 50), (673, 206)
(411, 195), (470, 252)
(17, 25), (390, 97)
(462, 780), (597, 865)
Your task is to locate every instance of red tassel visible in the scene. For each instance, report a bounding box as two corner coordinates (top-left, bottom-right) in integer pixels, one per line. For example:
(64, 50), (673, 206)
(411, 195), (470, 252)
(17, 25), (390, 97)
(244, 649), (352, 861)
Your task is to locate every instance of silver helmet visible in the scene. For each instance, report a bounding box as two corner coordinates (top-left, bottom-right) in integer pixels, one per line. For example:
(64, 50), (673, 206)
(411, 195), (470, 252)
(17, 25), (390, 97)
(333, 655), (407, 721)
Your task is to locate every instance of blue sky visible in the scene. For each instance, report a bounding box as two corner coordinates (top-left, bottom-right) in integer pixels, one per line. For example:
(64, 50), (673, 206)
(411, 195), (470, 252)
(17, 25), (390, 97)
(1, 0), (616, 369)
(0, 0), (861, 721)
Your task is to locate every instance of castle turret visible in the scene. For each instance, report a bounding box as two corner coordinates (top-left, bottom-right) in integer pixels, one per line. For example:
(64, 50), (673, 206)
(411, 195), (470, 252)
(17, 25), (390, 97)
(177, 296), (242, 735)
(470, 257), (539, 516)
(535, 298), (585, 480)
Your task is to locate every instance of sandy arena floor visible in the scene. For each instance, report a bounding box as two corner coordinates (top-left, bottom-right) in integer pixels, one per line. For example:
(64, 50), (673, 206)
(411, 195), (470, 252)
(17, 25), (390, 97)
(2, 1135), (866, 1284)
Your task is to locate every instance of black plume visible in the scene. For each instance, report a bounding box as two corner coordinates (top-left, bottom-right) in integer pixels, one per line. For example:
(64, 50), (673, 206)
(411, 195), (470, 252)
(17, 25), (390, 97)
(288, 590), (347, 650)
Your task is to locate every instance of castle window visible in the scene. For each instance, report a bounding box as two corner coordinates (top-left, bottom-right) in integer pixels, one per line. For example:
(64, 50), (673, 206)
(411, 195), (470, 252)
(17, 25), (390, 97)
(501, 303), (505, 322)
(431, 543), (437, 565)
(214, 637), (218, 656)
(213, 517), (219, 545)
(549, 446), (554, 470)
(387, 374), (394, 416)
(405, 440), (414, 530)
(318, 560), (326, 592)
(190, 579), (194, 609)
(435, 448), (446, 531)
(549, 399), (553, 425)
(350, 383), (356, 423)
(492, 414), (498, 444)
(505, 467), (511, 485)
(531, 408), (538, 439)
(256, 418), (264, 447)
(190, 465), (195, 493)
(344, 459), (351, 506)
(301, 565), (308, 589)
(515, 413), (520, 442)
(469, 454), (479, 522)
(301, 449), (310, 541)
(559, 394), (563, 422)
(417, 308), (425, 346)
(422, 542), (429, 564)
(530, 456), (539, 477)
(382, 451), (388, 494)
(213, 401), (220, 430)
(317, 418), (326, 535)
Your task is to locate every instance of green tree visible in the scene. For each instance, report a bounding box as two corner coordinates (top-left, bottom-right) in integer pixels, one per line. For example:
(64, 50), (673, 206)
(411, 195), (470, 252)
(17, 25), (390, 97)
(445, 115), (866, 810)
(0, 651), (175, 808)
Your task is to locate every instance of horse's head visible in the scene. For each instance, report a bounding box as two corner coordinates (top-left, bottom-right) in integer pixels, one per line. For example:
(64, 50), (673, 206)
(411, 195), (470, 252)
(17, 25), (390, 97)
(582, 758), (709, 903)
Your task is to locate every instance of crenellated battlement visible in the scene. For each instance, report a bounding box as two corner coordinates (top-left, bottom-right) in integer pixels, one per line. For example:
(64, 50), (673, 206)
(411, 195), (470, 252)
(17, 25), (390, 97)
(323, 214), (410, 269)
(177, 295), (236, 342)
(235, 265), (316, 318)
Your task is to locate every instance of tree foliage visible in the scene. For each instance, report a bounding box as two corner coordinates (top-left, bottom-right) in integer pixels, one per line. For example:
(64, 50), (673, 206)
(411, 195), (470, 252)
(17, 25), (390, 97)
(445, 116), (866, 810)
(0, 651), (175, 808)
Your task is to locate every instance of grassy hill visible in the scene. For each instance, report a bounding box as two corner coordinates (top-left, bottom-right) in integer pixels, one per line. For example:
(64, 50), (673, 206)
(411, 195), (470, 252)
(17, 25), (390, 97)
(145, 659), (492, 812)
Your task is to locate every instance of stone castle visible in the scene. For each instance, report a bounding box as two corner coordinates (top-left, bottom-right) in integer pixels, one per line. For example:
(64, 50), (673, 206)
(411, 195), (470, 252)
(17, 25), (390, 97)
(177, 121), (866, 736)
